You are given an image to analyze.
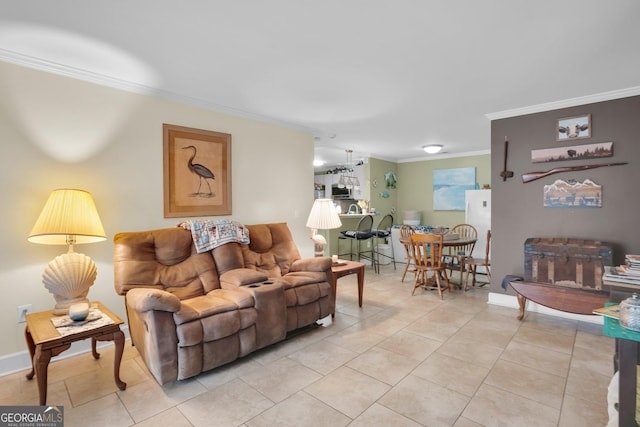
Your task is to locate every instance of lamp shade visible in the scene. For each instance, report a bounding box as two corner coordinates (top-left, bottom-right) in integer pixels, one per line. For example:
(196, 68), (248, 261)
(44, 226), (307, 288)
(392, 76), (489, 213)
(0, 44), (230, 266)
(306, 199), (342, 230)
(28, 189), (106, 245)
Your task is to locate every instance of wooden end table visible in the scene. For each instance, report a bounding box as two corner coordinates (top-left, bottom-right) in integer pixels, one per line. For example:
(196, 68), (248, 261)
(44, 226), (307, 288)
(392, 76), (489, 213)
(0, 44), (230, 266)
(24, 301), (127, 405)
(331, 260), (366, 317)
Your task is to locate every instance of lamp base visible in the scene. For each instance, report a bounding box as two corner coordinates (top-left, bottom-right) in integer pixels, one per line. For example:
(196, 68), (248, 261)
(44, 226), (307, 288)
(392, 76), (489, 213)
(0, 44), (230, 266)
(311, 231), (327, 257)
(42, 250), (97, 315)
(313, 242), (326, 257)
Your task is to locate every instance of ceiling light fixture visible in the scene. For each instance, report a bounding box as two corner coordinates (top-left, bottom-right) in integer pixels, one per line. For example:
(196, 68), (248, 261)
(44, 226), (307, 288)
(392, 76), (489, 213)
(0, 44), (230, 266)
(423, 144), (443, 154)
(313, 159), (325, 167)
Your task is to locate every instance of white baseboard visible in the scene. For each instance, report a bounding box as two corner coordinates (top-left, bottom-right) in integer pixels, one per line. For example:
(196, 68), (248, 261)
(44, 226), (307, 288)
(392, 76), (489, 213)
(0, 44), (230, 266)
(0, 326), (130, 378)
(487, 292), (603, 325)
(3, 296), (603, 377)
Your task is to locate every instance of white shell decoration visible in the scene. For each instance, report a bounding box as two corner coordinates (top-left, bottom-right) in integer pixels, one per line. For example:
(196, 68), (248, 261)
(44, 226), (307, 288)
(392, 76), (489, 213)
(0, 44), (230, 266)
(43, 251), (97, 314)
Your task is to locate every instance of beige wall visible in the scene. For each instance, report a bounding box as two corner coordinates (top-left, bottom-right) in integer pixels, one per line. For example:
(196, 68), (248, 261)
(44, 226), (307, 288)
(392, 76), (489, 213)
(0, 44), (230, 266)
(0, 61), (316, 357)
(397, 154), (491, 228)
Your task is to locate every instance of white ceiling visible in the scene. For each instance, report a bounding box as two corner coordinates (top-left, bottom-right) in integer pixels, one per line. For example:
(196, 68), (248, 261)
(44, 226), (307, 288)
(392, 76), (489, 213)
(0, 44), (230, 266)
(2, 1), (640, 170)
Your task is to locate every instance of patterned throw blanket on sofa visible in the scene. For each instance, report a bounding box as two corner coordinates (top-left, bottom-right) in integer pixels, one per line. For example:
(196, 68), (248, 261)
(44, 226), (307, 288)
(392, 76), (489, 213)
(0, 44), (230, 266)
(178, 219), (250, 253)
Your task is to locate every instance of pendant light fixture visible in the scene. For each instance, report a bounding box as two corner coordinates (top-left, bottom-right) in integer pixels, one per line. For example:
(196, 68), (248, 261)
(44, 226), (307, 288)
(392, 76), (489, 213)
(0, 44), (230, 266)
(337, 149), (360, 191)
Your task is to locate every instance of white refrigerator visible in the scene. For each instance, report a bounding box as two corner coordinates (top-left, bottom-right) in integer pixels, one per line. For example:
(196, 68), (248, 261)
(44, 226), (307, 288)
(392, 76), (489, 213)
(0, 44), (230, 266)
(465, 189), (491, 273)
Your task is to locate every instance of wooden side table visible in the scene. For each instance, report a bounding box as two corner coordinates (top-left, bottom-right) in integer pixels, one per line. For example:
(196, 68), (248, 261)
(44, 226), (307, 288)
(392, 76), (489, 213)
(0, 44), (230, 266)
(24, 301), (127, 405)
(331, 260), (366, 317)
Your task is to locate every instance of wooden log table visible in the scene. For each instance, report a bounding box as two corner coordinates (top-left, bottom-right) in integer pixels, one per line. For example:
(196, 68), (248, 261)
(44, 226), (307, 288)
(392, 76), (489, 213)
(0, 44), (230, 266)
(509, 280), (609, 320)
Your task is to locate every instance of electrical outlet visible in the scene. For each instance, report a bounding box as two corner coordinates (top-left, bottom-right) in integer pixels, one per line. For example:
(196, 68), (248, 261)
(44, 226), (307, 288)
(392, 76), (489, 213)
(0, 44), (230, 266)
(17, 304), (32, 323)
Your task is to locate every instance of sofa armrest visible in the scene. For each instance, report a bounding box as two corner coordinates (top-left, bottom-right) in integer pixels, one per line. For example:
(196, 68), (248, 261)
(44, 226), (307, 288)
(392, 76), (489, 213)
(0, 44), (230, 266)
(220, 268), (269, 288)
(290, 257), (332, 273)
(123, 289), (180, 384)
(125, 288), (182, 313)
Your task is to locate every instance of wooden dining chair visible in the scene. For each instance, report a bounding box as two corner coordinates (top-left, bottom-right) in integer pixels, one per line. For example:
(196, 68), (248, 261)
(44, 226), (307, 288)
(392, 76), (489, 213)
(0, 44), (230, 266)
(410, 233), (450, 299)
(463, 229), (491, 291)
(443, 223), (477, 283)
(399, 224), (416, 282)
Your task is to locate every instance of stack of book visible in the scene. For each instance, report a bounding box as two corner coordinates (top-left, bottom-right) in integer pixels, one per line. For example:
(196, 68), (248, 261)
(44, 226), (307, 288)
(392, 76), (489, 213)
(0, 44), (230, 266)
(603, 254), (640, 287)
(626, 254), (640, 270)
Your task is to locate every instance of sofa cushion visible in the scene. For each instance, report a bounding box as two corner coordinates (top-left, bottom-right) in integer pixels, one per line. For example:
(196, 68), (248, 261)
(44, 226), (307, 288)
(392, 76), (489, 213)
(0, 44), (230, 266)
(212, 242), (245, 275)
(175, 294), (238, 325)
(175, 290), (258, 347)
(242, 251), (283, 277)
(284, 281), (332, 306)
(213, 287), (256, 309)
(219, 268), (269, 287)
(114, 228), (221, 299)
(242, 223), (301, 276)
(174, 288), (254, 324)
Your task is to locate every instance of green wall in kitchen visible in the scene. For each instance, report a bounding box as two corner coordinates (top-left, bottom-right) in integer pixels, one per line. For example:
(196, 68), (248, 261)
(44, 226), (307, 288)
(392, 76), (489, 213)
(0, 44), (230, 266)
(397, 154), (491, 228)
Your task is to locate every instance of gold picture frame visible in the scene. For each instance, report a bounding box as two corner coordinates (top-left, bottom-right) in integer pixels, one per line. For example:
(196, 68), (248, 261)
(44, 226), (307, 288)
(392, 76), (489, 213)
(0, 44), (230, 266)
(163, 124), (231, 217)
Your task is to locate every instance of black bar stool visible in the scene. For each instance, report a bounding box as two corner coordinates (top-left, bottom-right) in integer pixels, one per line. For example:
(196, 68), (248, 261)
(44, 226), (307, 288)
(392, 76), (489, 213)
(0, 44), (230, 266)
(372, 214), (396, 273)
(338, 215), (375, 266)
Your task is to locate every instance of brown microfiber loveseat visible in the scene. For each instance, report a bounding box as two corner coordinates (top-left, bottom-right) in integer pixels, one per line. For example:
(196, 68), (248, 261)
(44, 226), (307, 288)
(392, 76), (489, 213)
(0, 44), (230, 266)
(113, 222), (333, 384)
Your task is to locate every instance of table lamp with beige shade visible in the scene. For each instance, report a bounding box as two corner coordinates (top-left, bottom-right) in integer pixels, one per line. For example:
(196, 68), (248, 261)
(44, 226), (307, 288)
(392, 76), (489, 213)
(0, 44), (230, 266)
(306, 198), (342, 257)
(28, 189), (106, 315)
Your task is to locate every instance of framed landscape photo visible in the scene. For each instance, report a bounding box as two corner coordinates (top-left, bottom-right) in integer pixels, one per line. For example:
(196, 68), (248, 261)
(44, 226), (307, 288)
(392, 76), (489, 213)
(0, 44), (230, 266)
(163, 124), (232, 217)
(433, 167), (476, 211)
(556, 114), (591, 141)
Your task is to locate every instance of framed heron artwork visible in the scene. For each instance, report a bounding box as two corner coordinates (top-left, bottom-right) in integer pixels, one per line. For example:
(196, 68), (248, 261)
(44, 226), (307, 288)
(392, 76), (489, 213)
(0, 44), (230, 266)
(163, 124), (232, 217)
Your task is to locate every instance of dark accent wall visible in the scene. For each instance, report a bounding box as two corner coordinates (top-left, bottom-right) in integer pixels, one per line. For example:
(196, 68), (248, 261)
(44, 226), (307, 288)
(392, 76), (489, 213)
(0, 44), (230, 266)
(490, 95), (640, 294)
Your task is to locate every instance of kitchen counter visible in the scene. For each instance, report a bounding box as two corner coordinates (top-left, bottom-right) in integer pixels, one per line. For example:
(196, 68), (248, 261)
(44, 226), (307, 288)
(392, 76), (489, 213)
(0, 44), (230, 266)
(338, 213), (377, 218)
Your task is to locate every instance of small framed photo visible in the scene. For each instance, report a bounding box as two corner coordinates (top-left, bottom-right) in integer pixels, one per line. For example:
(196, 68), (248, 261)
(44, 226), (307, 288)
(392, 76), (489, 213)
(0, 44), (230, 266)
(556, 114), (591, 141)
(163, 124), (232, 217)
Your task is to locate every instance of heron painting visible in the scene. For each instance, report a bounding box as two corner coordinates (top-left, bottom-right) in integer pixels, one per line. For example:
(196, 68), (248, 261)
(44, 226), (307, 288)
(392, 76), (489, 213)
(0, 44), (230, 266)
(163, 124), (232, 217)
(182, 145), (215, 197)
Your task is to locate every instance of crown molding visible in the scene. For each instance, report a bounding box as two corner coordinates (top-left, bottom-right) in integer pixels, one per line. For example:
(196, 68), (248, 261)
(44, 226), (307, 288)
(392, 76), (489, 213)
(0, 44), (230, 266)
(397, 149), (491, 164)
(0, 48), (159, 95)
(0, 48), (319, 135)
(485, 86), (640, 121)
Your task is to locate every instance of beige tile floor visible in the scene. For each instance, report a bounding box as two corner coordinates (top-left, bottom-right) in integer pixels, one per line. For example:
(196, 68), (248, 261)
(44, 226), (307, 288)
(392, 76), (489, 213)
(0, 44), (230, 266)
(0, 264), (616, 426)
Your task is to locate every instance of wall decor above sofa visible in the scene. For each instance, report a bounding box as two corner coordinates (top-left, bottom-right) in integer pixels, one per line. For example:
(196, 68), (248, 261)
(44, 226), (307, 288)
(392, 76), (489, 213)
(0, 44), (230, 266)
(163, 123), (232, 217)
